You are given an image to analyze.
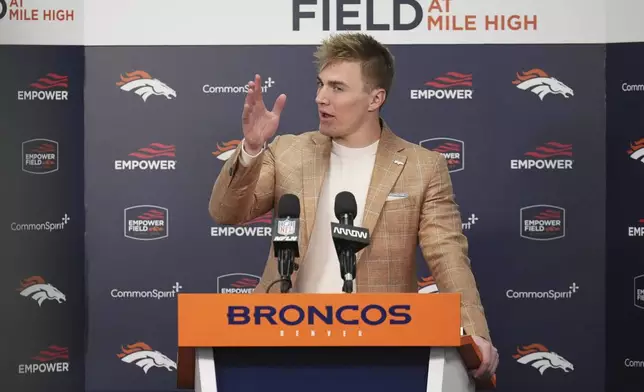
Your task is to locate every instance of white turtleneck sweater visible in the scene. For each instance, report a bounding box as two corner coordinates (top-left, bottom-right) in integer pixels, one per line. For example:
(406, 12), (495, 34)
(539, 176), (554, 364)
(239, 138), (379, 293)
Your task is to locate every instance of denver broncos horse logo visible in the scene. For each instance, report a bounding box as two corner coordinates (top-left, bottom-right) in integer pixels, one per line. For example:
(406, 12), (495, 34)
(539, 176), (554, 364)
(117, 342), (177, 374)
(212, 140), (241, 161)
(116, 70), (177, 102)
(512, 69), (573, 100)
(627, 138), (644, 163)
(17, 276), (66, 306)
(513, 343), (574, 375)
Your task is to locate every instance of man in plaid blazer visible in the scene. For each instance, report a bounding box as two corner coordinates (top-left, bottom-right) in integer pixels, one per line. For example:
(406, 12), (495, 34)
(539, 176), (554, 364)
(208, 33), (498, 379)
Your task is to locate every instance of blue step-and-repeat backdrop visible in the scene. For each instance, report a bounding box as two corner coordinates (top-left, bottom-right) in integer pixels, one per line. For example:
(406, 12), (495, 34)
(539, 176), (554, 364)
(1, 0), (643, 391)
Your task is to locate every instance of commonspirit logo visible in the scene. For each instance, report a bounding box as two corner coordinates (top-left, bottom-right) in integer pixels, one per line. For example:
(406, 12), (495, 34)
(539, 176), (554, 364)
(11, 214), (71, 232)
(506, 282), (579, 300)
(110, 282), (182, 300)
(203, 77), (275, 95)
(624, 358), (644, 369)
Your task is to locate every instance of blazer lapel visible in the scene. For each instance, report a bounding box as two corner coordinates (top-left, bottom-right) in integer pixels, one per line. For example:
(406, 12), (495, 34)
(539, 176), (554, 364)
(302, 133), (331, 249)
(358, 126), (407, 262)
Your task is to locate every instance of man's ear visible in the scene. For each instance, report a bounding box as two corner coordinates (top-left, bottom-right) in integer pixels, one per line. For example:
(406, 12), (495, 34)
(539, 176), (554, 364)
(368, 88), (386, 112)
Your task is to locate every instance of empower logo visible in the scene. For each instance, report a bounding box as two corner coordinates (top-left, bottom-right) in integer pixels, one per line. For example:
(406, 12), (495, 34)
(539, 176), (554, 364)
(117, 342), (177, 374)
(18, 346), (70, 374)
(17, 276), (66, 306)
(510, 142), (573, 170)
(635, 275), (644, 310)
(115, 143), (177, 171)
(628, 219), (644, 237)
(116, 70), (176, 102)
(419, 138), (464, 173)
(124, 206), (168, 240)
(513, 343), (574, 375)
(512, 69), (573, 100)
(520, 205), (565, 241)
(22, 138), (58, 174)
(211, 211), (273, 237)
(410, 72), (473, 100)
(18, 73), (69, 101)
(217, 273), (259, 294)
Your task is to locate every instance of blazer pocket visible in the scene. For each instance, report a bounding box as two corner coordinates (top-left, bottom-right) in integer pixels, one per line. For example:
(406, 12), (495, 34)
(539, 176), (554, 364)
(382, 196), (415, 211)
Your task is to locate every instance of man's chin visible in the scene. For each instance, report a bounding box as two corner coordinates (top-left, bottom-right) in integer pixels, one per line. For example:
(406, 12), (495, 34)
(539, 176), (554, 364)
(319, 124), (333, 136)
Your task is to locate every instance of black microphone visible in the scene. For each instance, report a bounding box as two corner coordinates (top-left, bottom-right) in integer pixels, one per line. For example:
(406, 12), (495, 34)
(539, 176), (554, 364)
(271, 194), (301, 293)
(331, 191), (370, 293)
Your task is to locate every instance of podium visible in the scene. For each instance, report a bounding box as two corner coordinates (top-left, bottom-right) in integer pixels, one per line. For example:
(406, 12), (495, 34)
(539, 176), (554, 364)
(176, 293), (496, 392)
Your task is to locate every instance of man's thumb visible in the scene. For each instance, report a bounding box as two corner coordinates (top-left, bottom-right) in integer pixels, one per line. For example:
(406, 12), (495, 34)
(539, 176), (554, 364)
(272, 94), (286, 116)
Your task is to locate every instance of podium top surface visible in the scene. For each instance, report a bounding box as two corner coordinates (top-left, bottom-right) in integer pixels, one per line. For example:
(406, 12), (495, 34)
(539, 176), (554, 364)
(177, 293), (461, 348)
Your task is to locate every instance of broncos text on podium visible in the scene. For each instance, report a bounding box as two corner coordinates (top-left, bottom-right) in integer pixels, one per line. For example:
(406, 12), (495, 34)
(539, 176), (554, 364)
(177, 293), (461, 347)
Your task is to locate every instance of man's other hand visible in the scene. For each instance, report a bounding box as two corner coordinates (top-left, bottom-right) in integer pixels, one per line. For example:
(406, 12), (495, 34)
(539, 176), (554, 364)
(469, 335), (499, 379)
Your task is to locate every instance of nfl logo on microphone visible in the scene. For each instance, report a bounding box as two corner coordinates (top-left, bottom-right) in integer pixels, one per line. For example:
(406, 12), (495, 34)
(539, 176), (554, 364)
(277, 219), (296, 235)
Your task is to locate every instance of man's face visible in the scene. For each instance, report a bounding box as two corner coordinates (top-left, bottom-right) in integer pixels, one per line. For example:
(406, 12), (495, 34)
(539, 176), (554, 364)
(315, 61), (377, 138)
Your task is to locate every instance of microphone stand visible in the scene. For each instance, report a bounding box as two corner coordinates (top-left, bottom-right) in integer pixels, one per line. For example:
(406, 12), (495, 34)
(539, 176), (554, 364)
(278, 248), (294, 293)
(339, 248), (355, 293)
(264, 248), (296, 293)
(338, 213), (357, 293)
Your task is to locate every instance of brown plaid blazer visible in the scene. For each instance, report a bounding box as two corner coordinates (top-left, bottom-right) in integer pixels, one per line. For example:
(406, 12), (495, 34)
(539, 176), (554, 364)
(208, 120), (492, 342)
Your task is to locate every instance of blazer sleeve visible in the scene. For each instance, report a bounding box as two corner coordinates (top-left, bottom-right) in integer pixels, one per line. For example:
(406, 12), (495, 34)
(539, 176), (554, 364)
(208, 136), (281, 225)
(418, 153), (492, 343)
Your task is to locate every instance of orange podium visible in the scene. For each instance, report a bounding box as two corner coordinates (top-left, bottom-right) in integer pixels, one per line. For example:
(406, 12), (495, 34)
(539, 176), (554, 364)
(177, 293), (496, 392)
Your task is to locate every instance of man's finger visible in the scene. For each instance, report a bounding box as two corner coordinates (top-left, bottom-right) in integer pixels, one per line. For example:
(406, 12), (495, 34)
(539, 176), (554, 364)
(245, 80), (254, 106)
(242, 103), (251, 123)
(254, 74), (263, 101)
(490, 350), (499, 375)
(473, 344), (492, 378)
(272, 94), (287, 116)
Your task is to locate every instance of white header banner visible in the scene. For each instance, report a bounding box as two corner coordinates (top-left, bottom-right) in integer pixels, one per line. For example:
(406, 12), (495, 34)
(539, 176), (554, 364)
(0, 0), (82, 45)
(1, 0), (642, 46)
(84, 0), (607, 45)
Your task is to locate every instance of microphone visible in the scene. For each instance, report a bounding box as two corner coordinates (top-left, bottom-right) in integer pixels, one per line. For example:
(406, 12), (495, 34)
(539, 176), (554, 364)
(271, 193), (301, 293)
(331, 191), (370, 293)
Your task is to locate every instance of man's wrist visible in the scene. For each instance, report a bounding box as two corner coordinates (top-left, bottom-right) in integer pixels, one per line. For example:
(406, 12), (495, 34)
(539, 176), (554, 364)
(242, 139), (265, 156)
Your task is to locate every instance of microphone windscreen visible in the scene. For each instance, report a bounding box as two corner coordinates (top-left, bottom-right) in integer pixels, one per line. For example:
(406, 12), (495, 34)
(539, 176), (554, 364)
(334, 191), (357, 221)
(277, 194), (300, 218)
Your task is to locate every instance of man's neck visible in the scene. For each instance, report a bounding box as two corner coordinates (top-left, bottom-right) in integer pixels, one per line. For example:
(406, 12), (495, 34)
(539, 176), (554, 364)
(332, 117), (382, 148)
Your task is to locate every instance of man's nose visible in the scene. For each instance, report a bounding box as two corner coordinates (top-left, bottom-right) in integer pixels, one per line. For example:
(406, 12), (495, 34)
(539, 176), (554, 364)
(315, 87), (329, 105)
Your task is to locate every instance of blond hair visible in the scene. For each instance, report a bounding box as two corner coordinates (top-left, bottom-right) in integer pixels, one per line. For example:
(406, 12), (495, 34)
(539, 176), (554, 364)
(314, 33), (395, 96)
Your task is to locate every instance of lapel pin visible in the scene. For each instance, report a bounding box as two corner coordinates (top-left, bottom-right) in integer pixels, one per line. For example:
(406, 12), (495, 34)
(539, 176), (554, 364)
(393, 160), (403, 165)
